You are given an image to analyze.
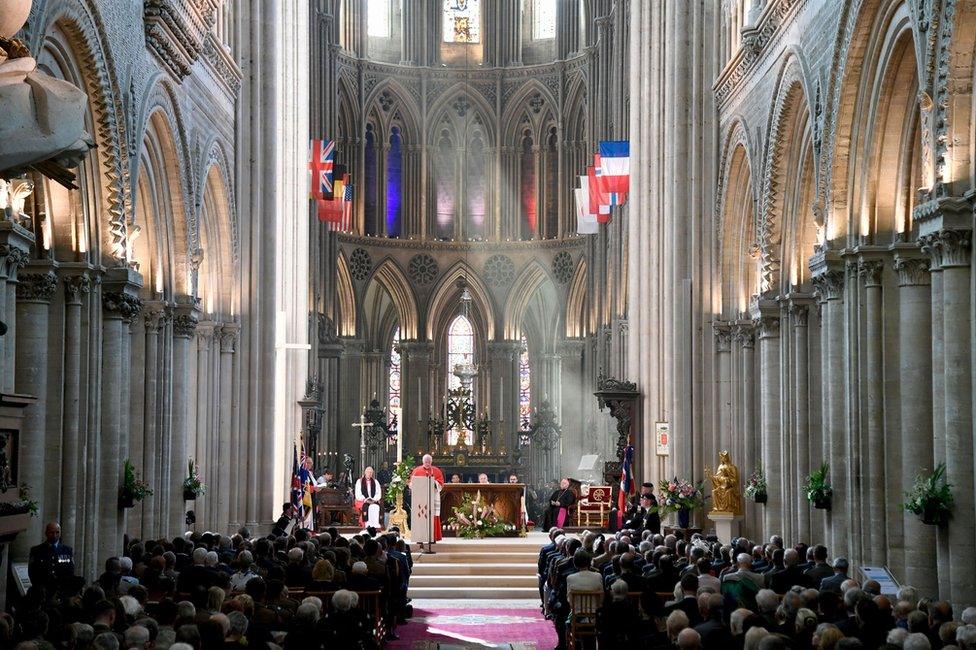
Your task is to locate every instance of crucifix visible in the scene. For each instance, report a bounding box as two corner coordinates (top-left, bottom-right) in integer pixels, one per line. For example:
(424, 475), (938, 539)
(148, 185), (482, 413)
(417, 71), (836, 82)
(352, 414), (372, 473)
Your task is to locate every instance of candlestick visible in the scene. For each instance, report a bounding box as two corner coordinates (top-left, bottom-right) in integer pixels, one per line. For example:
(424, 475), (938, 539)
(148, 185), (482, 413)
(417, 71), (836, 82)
(397, 429), (403, 464)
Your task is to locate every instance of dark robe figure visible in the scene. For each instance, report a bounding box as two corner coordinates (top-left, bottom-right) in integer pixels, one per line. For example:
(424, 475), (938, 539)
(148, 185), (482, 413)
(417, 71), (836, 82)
(623, 489), (661, 535)
(543, 478), (577, 530)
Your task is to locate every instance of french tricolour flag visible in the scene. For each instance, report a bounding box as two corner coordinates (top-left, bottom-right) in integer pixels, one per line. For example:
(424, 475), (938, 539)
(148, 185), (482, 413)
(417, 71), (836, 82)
(599, 140), (630, 195)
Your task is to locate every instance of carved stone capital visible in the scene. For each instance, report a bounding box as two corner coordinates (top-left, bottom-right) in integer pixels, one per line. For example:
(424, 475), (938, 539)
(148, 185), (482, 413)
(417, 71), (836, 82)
(143, 302), (171, 333)
(754, 316), (780, 340)
(713, 321), (733, 353)
(172, 313), (199, 338)
(921, 229), (972, 269)
(196, 322), (216, 350)
(789, 303), (810, 327)
(732, 322), (755, 349)
(4, 247), (29, 279)
(893, 256), (931, 287)
(102, 291), (144, 322)
(63, 273), (93, 304)
(16, 272), (58, 303)
(811, 269), (844, 302)
(857, 259), (884, 287)
(219, 323), (240, 353)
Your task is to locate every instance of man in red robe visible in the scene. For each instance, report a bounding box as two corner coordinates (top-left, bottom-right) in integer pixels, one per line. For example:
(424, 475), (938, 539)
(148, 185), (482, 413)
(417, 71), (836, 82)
(410, 453), (445, 543)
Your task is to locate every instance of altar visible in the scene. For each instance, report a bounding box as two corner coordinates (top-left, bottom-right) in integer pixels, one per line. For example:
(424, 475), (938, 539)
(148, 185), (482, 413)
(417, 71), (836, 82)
(440, 483), (525, 537)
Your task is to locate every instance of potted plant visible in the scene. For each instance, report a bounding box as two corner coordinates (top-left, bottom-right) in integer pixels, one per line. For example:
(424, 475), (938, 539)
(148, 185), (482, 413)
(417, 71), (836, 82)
(657, 477), (706, 529)
(902, 463), (953, 526)
(384, 455), (415, 507)
(183, 459), (207, 501)
(119, 459), (153, 509)
(804, 462), (833, 510)
(744, 464), (768, 504)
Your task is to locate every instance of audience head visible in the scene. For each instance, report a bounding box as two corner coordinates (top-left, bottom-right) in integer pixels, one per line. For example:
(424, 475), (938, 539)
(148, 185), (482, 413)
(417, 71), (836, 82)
(667, 610), (690, 641)
(677, 627), (702, 650)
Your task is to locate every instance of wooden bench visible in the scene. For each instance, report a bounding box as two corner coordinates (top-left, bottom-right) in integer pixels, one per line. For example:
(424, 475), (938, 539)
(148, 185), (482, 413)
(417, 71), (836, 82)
(567, 589), (604, 650)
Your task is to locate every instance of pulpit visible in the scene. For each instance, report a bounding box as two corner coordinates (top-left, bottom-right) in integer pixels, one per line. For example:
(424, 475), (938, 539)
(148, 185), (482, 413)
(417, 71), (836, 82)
(440, 484), (524, 537)
(315, 487), (357, 528)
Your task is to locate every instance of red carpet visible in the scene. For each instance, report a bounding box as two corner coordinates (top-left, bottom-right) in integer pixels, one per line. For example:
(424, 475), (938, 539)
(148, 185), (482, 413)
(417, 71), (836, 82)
(388, 606), (557, 649)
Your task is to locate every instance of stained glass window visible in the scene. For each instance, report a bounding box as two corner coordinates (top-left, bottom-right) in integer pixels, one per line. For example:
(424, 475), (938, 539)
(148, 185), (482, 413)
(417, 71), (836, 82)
(519, 335), (532, 429)
(389, 327), (401, 433)
(534, 0), (556, 39)
(447, 315), (474, 391)
(367, 0), (391, 38)
(386, 127), (403, 237)
(443, 0), (481, 43)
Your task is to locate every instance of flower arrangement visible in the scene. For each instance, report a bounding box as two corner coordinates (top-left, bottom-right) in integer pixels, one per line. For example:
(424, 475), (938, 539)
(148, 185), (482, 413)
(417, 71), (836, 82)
(448, 493), (508, 539)
(901, 463), (953, 526)
(0, 483), (40, 517)
(182, 459), (206, 500)
(744, 464), (768, 503)
(804, 462), (832, 509)
(656, 477), (706, 515)
(119, 459), (153, 508)
(385, 455), (415, 506)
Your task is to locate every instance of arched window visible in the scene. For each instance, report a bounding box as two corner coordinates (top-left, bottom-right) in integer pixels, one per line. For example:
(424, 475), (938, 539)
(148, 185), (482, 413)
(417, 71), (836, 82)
(443, 0), (481, 43)
(519, 335), (532, 429)
(464, 133), (486, 240)
(434, 129), (456, 239)
(364, 123), (378, 236)
(543, 126), (558, 238)
(519, 130), (537, 239)
(447, 315), (474, 391)
(389, 327), (401, 434)
(367, 0), (392, 37)
(533, 0), (557, 39)
(386, 126), (403, 237)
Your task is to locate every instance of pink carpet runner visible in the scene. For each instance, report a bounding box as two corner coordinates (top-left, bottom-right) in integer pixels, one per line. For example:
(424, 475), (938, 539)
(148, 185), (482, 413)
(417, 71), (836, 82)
(388, 606), (557, 649)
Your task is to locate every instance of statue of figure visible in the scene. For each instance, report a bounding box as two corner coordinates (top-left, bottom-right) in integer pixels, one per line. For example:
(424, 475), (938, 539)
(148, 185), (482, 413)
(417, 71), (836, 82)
(705, 450), (742, 515)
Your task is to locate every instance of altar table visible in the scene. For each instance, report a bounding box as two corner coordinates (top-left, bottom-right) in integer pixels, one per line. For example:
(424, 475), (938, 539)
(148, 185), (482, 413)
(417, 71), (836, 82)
(440, 483), (525, 537)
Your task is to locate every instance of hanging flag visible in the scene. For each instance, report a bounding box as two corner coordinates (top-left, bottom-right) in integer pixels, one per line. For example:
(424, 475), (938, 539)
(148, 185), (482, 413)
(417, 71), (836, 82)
(340, 179), (354, 232)
(595, 154), (627, 207)
(599, 140), (630, 195)
(587, 165), (611, 223)
(617, 443), (635, 528)
(575, 177), (598, 235)
(318, 165), (348, 224)
(290, 446), (304, 522)
(308, 139), (335, 199)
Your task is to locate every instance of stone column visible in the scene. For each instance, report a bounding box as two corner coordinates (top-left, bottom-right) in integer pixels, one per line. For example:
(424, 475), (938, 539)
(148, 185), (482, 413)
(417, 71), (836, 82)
(892, 252), (937, 595)
(2, 247), (30, 389)
(217, 323), (239, 533)
(752, 300), (781, 539)
(11, 270), (58, 557)
(195, 322), (215, 530)
(140, 302), (168, 539)
(786, 300), (811, 543)
(59, 272), (91, 552)
(713, 323), (733, 454)
(733, 321), (757, 536)
(557, 0), (580, 58)
(488, 341), (520, 444)
(922, 227), (973, 606)
(98, 278), (143, 566)
(400, 340), (433, 454)
(170, 300), (199, 535)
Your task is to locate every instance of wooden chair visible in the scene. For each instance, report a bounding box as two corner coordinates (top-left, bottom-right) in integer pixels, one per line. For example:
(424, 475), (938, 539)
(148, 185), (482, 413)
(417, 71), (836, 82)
(567, 588), (604, 650)
(578, 486), (613, 528)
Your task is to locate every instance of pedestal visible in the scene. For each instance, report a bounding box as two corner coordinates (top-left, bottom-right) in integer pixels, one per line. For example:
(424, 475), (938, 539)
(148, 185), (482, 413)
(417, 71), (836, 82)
(708, 512), (742, 544)
(388, 491), (410, 538)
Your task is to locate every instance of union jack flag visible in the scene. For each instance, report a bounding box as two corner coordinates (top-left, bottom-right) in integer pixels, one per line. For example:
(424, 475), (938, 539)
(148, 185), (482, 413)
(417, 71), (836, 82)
(309, 139), (335, 199)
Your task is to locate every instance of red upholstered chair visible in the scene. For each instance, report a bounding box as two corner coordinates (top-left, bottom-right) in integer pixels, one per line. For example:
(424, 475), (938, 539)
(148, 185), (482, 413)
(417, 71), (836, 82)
(577, 485), (612, 528)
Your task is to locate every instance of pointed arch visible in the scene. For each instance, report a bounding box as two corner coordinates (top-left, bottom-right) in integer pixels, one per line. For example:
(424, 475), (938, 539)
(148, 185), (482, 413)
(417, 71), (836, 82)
(503, 260), (551, 340)
(565, 258), (589, 338)
(336, 253), (357, 337)
(365, 79), (422, 144)
(365, 258), (419, 339)
(198, 163), (236, 317)
(427, 84), (497, 147)
(426, 261), (496, 341)
(501, 80), (559, 144)
(718, 121), (760, 317)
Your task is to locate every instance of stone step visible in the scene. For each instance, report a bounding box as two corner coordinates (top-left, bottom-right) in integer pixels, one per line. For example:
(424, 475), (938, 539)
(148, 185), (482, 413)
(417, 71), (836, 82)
(426, 542), (538, 554)
(407, 586), (542, 599)
(409, 574), (539, 588)
(415, 551), (538, 564)
(411, 562), (536, 576)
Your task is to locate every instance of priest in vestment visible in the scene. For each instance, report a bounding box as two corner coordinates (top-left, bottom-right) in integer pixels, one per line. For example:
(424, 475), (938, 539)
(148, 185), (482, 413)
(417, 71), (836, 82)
(410, 454), (445, 542)
(543, 477), (577, 530)
(354, 466), (383, 528)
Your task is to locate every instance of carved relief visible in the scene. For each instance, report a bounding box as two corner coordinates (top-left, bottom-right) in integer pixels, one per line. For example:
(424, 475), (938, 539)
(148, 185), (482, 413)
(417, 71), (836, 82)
(16, 272), (58, 303)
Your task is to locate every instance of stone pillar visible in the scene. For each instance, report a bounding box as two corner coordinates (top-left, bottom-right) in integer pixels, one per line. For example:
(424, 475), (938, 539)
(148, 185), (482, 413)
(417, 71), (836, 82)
(557, 0), (580, 58)
(1, 245), (30, 389)
(713, 323), (733, 454)
(399, 0), (421, 65)
(170, 301), (199, 535)
(812, 266), (846, 556)
(98, 277), (143, 566)
(787, 300), (811, 544)
(11, 271), (58, 558)
(752, 300), (781, 539)
(733, 322), (757, 536)
(892, 252), (937, 595)
(922, 226), (973, 606)
(216, 323), (238, 533)
(140, 302), (168, 539)
(488, 341), (520, 445)
(857, 258), (886, 564)
(400, 340), (433, 454)
(195, 322), (215, 530)
(59, 272), (91, 552)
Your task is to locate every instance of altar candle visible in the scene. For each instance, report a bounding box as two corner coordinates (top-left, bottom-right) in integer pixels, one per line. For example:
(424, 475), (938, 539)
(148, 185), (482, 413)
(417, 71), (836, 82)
(397, 428), (403, 464)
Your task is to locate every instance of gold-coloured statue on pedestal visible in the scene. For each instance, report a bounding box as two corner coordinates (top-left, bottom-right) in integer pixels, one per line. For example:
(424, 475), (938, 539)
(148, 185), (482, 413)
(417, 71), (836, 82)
(705, 450), (743, 516)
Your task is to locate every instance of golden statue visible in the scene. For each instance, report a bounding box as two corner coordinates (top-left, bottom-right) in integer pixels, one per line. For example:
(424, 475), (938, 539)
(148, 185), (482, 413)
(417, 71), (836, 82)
(705, 450), (742, 515)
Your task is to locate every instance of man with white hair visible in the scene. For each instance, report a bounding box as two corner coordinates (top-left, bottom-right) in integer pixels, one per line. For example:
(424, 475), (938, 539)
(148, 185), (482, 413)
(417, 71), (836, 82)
(409, 453), (445, 547)
(956, 624), (976, 650)
(123, 625), (149, 649)
(904, 632), (932, 650)
(721, 553), (765, 608)
(677, 627), (702, 650)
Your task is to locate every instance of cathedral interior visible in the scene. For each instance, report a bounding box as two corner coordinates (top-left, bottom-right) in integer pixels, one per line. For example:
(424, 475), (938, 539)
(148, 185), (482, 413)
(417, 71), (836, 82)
(2, 0), (976, 609)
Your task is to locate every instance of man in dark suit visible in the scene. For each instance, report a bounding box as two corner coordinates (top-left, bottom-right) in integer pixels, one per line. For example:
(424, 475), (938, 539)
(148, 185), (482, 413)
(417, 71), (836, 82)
(28, 522), (76, 589)
(804, 544), (833, 586)
(694, 593), (733, 648)
(819, 557), (849, 594)
(665, 573), (703, 627)
(768, 548), (808, 593)
(624, 488), (661, 536)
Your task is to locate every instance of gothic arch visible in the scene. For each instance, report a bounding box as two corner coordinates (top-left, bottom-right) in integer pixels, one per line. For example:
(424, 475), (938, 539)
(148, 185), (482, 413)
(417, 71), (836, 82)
(364, 258), (420, 339)
(426, 86), (496, 148)
(825, 0), (924, 244)
(718, 125), (760, 317)
(935, 1), (976, 193)
(365, 79), (422, 144)
(565, 258), (589, 338)
(336, 252), (358, 337)
(197, 139), (239, 263)
(501, 80), (559, 143)
(760, 56), (814, 292)
(197, 164), (236, 317)
(503, 260), (552, 340)
(426, 261), (496, 342)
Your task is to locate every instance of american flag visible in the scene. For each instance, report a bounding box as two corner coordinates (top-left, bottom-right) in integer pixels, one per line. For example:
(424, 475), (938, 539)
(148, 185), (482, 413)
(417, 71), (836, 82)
(290, 446), (304, 521)
(308, 139), (335, 199)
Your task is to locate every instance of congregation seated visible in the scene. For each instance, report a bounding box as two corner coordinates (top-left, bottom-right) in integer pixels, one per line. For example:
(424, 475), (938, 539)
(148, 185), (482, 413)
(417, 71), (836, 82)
(537, 526), (976, 650)
(8, 519), (415, 648)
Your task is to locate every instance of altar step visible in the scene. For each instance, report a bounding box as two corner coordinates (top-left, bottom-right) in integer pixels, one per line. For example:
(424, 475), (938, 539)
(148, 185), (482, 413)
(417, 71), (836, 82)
(407, 535), (543, 600)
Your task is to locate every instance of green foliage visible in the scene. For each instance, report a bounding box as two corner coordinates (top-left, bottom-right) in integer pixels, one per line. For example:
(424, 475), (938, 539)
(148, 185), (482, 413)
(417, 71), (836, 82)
(121, 459), (153, 502)
(655, 477), (706, 514)
(447, 492), (513, 539)
(744, 464), (768, 500)
(803, 462), (833, 502)
(384, 455), (415, 506)
(182, 458), (207, 496)
(901, 463), (953, 520)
